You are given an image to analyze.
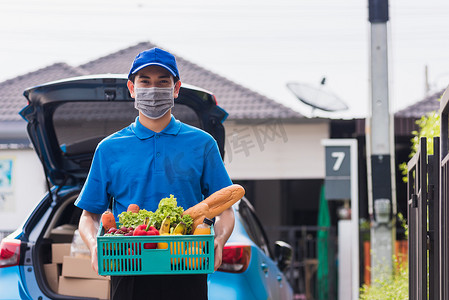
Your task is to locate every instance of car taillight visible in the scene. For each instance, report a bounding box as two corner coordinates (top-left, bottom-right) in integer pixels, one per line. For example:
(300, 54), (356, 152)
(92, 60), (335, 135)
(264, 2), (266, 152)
(218, 244), (251, 273)
(212, 94), (218, 105)
(0, 239), (21, 268)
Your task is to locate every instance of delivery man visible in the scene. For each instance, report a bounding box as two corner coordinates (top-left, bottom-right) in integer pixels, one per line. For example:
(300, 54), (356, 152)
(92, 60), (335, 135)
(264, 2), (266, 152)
(75, 47), (235, 299)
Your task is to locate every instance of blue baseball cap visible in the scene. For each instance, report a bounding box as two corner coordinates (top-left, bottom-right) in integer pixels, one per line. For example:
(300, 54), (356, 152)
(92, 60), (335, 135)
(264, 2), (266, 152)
(128, 47), (180, 80)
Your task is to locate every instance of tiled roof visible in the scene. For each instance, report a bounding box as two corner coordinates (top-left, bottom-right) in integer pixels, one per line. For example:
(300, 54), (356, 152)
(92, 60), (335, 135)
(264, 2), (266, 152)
(0, 41), (304, 123)
(78, 42), (304, 120)
(395, 89), (444, 118)
(0, 63), (87, 121)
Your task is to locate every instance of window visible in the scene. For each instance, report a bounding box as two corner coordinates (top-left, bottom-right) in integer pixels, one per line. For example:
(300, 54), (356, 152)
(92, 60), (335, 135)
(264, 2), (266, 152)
(238, 200), (271, 257)
(52, 101), (200, 156)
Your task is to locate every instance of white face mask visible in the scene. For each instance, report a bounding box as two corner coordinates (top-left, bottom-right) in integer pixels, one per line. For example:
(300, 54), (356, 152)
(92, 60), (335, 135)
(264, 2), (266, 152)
(134, 87), (174, 119)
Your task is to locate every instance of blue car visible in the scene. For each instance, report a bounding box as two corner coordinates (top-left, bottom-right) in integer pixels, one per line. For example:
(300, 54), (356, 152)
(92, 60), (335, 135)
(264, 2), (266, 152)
(0, 75), (293, 299)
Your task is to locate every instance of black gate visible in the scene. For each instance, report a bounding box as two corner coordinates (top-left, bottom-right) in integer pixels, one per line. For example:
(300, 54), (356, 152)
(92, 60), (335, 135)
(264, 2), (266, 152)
(407, 136), (440, 300)
(407, 137), (427, 300)
(407, 87), (449, 299)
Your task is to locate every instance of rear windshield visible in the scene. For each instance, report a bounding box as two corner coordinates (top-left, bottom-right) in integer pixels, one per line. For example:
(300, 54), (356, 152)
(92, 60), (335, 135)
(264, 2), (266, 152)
(53, 101), (200, 156)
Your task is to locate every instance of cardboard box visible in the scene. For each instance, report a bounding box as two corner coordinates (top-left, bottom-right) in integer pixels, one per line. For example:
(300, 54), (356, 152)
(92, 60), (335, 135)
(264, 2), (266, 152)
(51, 243), (71, 264)
(62, 256), (109, 280)
(58, 276), (110, 299)
(43, 263), (60, 292)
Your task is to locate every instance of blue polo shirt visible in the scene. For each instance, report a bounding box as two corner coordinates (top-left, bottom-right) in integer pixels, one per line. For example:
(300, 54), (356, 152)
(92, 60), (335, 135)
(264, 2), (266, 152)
(75, 116), (232, 219)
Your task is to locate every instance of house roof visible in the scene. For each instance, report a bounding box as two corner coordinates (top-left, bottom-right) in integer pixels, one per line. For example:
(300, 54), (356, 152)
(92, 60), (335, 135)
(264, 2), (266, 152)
(0, 42), (303, 124)
(78, 42), (304, 121)
(395, 89), (444, 118)
(0, 63), (87, 122)
(349, 89), (444, 137)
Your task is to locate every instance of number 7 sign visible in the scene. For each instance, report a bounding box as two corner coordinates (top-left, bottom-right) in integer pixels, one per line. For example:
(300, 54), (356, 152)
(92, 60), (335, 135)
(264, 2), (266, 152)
(331, 152), (346, 171)
(322, 140), (357, 199)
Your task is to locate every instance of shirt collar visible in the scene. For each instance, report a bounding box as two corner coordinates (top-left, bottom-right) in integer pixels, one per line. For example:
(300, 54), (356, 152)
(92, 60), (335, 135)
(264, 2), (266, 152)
(131, 115), (181, 140)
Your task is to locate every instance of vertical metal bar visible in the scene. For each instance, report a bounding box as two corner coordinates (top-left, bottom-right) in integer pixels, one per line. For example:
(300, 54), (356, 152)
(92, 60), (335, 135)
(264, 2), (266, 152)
(419, 139), (427, 300)
(440, 88), (449, 299)
(436, 137), (440, 298)
(440, 163), (444, 300)
(417, 146), (422, 300)
(446, 164), (448, 300)
(439, 164), (443, 300)
(441, 163), (447, 300)
(408, 156), (417, 300)
(428, 137), (440, 300)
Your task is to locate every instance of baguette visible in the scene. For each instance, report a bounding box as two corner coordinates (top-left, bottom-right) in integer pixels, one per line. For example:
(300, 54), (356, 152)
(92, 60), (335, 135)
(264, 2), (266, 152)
(183, 184), (245, 231)
(183, 202), (209, 221)
(203, 184), (245, 211)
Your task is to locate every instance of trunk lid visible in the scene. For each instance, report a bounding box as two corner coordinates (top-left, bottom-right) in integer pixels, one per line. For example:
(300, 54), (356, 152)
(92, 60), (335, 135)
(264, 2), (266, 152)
(20, 74), (228, 187)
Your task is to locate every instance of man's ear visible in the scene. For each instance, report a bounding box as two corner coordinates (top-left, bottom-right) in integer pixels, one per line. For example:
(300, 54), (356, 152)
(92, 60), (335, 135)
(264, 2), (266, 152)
(173, 80), (182, 99)
(127, 80), (135, 98)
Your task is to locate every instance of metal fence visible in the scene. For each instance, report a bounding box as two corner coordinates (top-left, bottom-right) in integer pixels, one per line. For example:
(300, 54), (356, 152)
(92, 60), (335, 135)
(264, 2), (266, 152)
(407, 137), (431, 300)
(266, 225), (337, 300)
(407, 136), (443, 300)
(407, 84), (449, 300)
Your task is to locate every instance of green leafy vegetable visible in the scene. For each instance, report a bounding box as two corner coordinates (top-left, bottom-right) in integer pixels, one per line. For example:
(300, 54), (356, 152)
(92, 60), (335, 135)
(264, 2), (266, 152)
(117, 195), (193, 234)
(118, 209), (153, 228)
(150, 195), (193, 234)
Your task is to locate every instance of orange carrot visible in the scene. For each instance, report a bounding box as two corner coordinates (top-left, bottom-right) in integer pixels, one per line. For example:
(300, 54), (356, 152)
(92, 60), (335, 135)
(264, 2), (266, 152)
(101, 211), (117, 231)
(127, 204), (140, 213)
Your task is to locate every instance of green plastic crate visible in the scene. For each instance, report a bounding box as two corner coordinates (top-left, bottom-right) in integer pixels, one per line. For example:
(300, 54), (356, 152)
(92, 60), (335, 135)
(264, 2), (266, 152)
(97, 224), (214, 276)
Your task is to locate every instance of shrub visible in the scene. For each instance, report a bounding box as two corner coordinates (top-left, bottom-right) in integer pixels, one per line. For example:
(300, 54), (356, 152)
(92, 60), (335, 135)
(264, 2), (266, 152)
(359, 258), (408, 300)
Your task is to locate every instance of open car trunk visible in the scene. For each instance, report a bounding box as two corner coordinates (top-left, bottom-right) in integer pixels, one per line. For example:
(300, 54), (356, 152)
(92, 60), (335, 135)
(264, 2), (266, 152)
(20, 75), (227, 188)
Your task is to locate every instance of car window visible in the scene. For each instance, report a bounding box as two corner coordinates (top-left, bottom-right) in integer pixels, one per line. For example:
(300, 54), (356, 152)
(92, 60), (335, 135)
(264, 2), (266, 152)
(53, 101), (200, 155)
(238, 201), (271, 257)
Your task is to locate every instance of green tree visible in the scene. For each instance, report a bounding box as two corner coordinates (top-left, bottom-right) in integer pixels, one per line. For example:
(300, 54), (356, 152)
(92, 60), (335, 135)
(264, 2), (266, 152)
(399, 111), (440, 182)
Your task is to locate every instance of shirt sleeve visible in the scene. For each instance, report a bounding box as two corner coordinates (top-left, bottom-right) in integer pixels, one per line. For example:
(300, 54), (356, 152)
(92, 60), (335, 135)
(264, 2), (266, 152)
(201, 139), (233, 198)
(74, 144), (110, 214)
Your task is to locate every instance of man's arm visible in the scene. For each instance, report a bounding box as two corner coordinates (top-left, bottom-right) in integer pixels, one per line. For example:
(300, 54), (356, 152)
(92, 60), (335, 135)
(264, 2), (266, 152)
(213, 207), (235, 271)
(78, 210), (101, 272)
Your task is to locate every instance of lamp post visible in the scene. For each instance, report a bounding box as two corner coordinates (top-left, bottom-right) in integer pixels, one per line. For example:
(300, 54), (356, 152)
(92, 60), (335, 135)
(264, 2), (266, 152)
(367, 0), (396, 282)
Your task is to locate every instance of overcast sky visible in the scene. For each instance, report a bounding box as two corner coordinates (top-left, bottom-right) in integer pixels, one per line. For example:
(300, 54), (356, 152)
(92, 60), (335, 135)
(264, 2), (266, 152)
(1, 0), (449, 118)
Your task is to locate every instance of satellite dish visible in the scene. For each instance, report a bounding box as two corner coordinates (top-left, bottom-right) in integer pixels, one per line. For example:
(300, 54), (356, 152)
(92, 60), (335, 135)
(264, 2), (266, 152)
(286, 78), (348, 112)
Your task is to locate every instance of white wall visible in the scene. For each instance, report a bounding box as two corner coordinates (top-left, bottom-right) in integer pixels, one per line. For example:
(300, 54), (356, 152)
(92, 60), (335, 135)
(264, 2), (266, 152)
(224, 121), (329, 179)
(0, 149), (46, 231)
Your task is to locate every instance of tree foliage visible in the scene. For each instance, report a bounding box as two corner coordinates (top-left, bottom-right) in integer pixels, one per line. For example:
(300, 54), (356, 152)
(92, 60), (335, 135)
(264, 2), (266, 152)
(399, 111), (440, 182)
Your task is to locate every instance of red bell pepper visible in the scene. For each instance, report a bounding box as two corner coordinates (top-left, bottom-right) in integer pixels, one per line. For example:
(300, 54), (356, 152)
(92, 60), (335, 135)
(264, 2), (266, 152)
(133, 224), (159, 249)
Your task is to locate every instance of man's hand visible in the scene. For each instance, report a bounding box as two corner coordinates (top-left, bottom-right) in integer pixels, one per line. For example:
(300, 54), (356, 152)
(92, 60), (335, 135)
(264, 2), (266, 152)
(214, 237), (225, 271)
(78, 210), (101, 273)
(90, 243), (99, 273)
(212, 207), (235, 271)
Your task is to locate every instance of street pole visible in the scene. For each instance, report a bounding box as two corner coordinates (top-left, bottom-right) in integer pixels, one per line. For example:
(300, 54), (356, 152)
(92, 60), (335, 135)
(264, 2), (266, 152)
(367, 0), (396, 283)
